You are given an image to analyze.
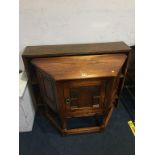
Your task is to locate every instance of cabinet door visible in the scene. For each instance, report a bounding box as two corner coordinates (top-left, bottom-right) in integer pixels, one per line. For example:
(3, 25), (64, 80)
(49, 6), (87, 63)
(63, 79), (106, 117)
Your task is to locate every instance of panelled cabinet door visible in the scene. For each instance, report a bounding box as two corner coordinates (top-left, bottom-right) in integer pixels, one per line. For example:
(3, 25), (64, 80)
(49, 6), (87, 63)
(36, 70), (57, 112)
(63, 79), (107, 116)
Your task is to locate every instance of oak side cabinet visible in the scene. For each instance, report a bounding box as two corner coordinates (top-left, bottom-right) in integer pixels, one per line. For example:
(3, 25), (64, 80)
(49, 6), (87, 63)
(22, 42), (131, 135)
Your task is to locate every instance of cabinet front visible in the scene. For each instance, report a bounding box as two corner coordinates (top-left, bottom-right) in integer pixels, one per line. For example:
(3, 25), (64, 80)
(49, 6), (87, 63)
(63, 79), (107, 117)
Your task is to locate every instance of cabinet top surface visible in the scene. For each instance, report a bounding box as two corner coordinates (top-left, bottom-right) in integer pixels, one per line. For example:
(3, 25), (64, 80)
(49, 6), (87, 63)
(23, 42), (131, 57)
(31, 54), (127, 81)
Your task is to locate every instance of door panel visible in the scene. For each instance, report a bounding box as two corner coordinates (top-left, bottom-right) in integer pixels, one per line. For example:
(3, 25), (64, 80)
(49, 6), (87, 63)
(63, 79), (106, 115)
(70, 85), (101, 109)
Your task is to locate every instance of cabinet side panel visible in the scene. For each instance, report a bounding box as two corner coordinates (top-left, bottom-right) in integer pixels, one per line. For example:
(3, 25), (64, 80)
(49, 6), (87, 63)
(36, 69), (58, 113)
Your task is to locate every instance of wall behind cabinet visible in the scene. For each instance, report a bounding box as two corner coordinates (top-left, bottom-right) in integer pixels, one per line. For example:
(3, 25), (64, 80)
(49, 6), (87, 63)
(19, 0), (135, 70)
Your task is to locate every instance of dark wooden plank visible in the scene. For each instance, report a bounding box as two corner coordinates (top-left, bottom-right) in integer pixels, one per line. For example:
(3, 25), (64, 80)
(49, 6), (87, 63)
(23, 42), (131, 57)
(63, 126), (102, 135)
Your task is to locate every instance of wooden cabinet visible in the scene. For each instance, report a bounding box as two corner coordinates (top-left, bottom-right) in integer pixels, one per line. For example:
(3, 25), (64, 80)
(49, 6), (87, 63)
(30, 54), (127, 135)
(22, 42), (131, 135)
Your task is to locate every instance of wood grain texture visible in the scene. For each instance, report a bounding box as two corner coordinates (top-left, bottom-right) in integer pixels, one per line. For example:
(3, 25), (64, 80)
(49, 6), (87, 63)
(22, 42), (131, 135)
(31, 55), (126, 135)
(23, 42), (131, 57)
(31, 54), (127, 81)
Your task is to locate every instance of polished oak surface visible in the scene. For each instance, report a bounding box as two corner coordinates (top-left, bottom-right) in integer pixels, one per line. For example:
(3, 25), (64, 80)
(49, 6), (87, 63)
(31, 54), (127, 81)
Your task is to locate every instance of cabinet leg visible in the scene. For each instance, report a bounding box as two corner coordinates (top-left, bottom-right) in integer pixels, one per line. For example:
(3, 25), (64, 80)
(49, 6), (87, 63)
(61, 118), (67, 130)
(100, 116), (106, 130)
(61, 119), (67, 136)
